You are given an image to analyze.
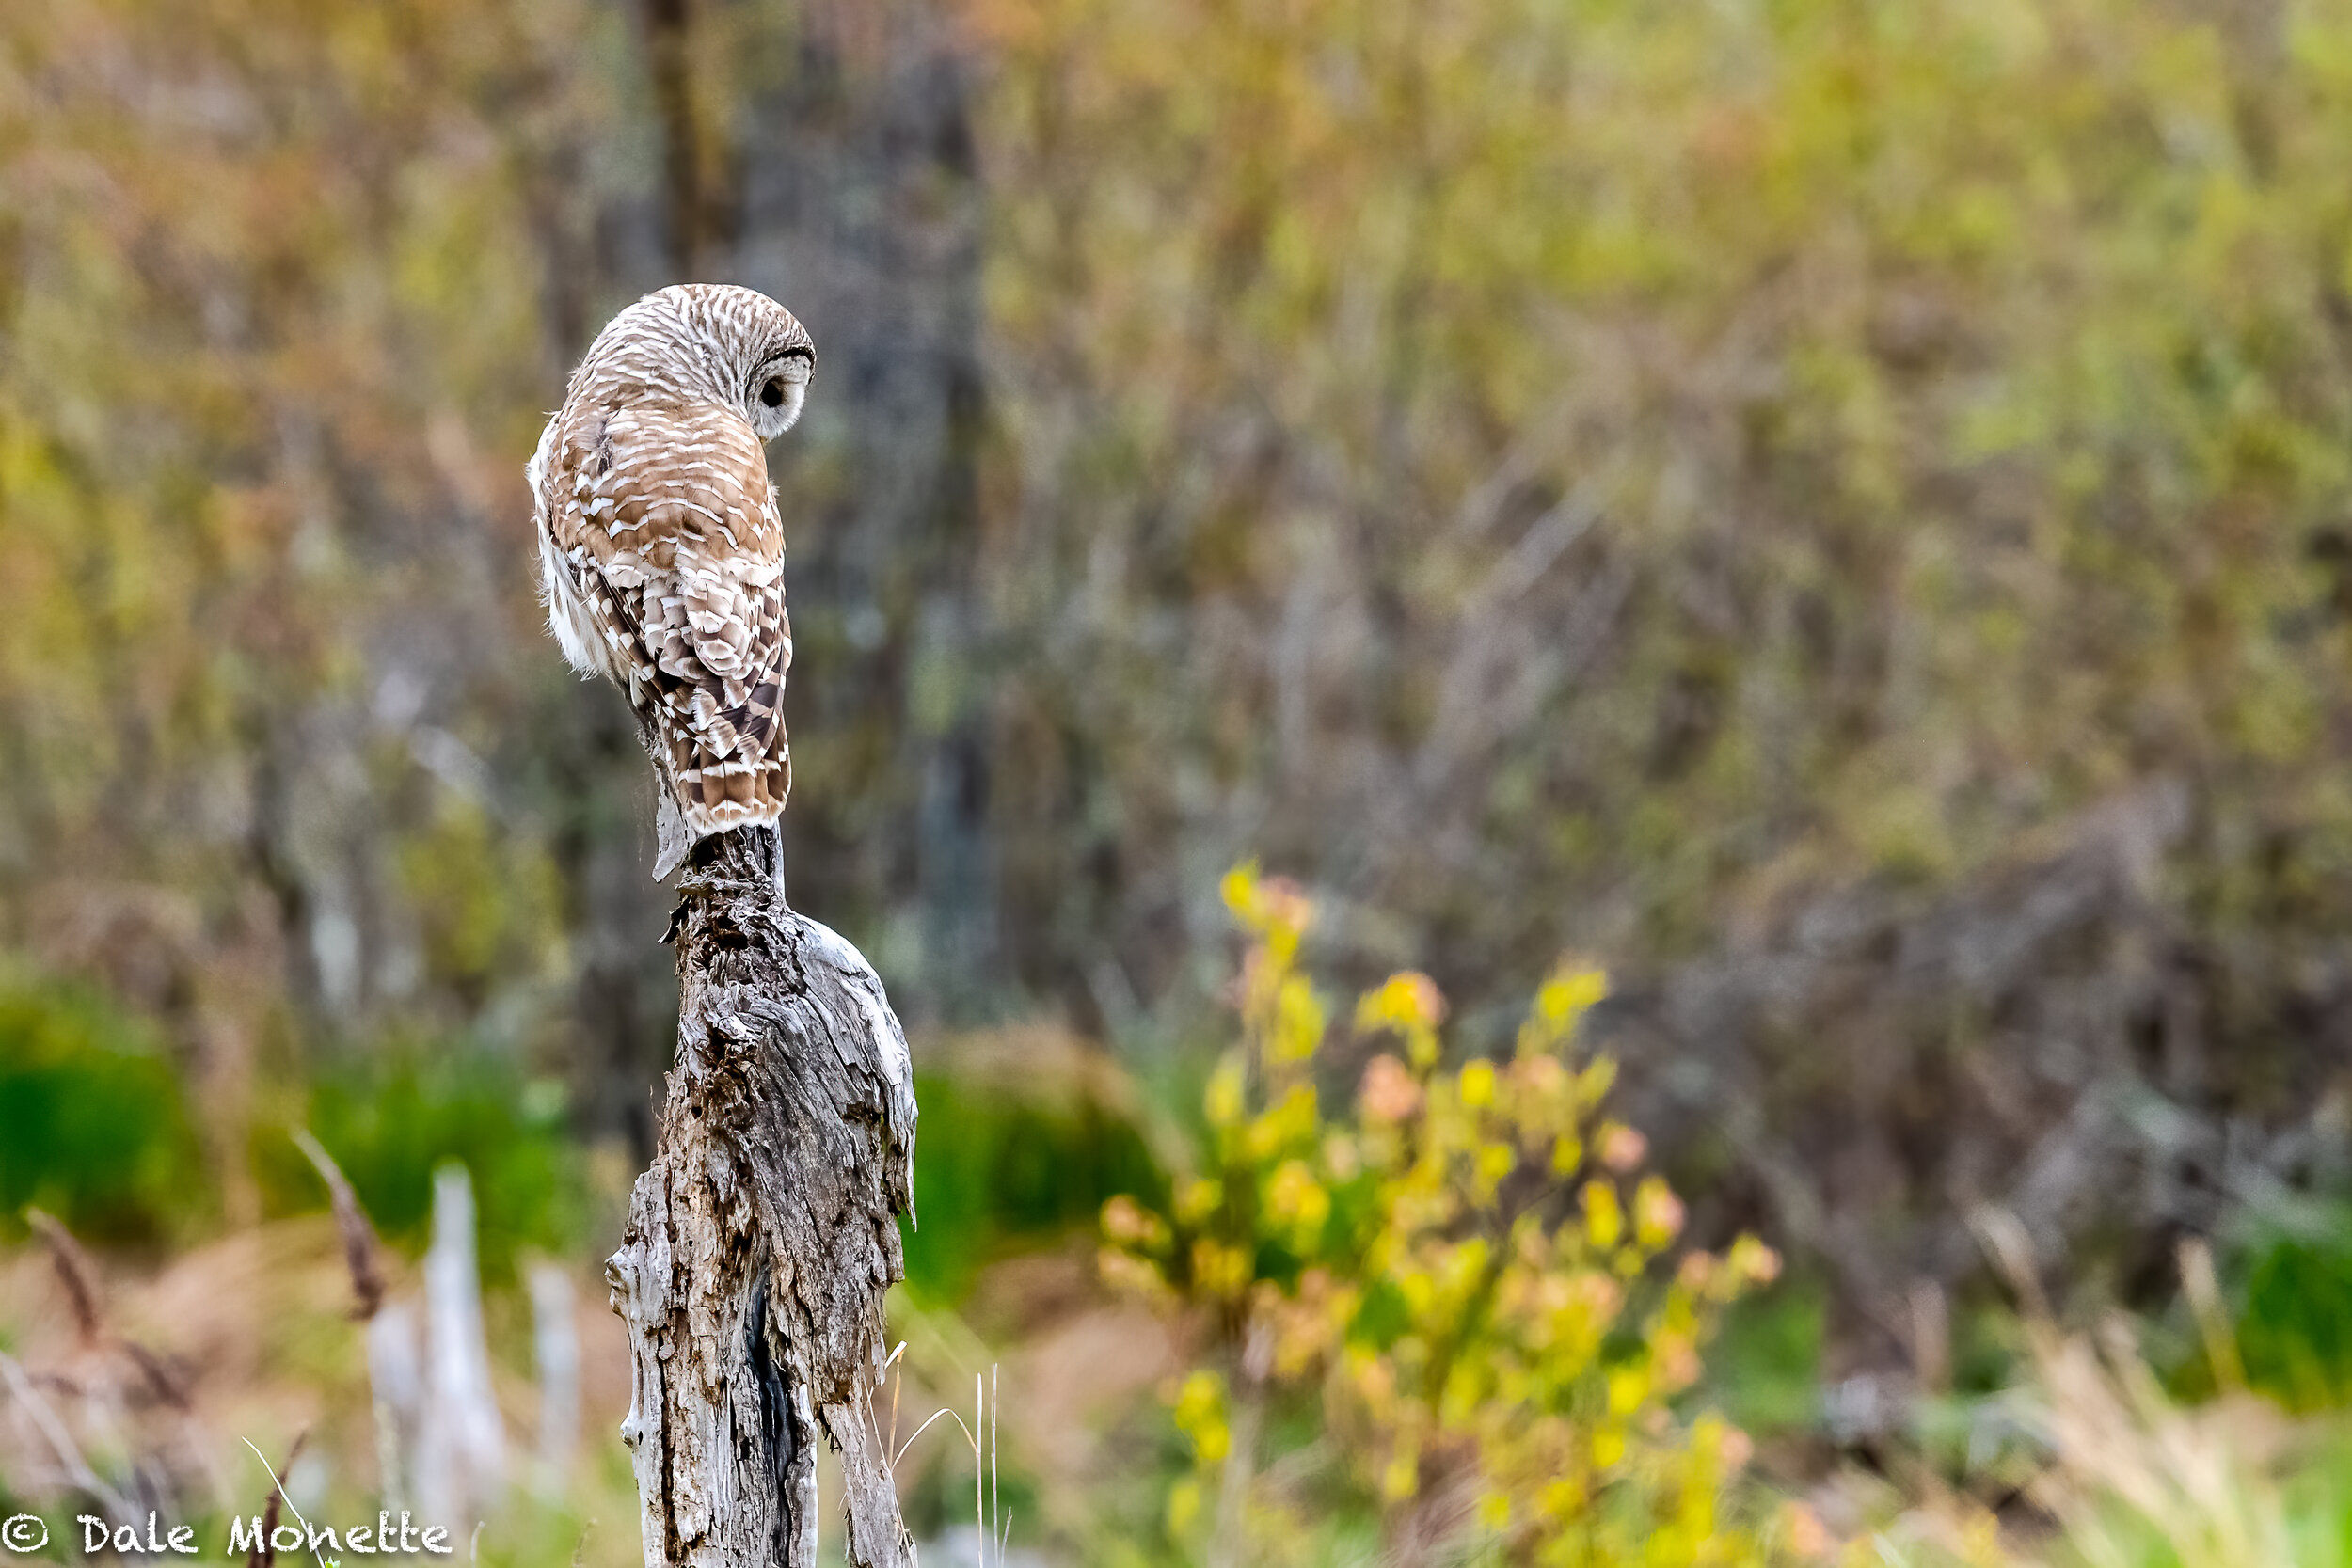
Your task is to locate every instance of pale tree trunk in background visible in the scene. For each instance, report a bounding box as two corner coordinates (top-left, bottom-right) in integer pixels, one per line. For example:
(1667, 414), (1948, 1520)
(606, 826), (918, 1568)
(418, 1164), (508, 1528)
(368, 1304), (422, 1513)
(732, 12), (994, 1019)
(529, 1261), (581, 1494)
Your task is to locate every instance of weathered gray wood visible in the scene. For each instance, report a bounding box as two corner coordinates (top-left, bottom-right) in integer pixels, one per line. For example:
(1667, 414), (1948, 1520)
(608, 826), (918, 1568)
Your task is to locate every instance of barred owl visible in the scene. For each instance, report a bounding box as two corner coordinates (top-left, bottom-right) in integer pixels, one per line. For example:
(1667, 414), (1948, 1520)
(529, 284), (815, 877)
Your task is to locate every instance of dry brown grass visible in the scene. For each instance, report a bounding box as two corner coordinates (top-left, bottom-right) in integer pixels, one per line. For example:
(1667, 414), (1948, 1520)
(0, 1219), (639, 1566)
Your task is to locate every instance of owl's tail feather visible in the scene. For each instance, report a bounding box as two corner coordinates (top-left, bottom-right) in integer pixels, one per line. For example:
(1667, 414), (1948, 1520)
(635, 708), (787, 880)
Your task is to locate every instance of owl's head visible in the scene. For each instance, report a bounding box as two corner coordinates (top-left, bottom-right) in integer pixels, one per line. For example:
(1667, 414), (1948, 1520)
(580, 283), (816, 441)
(708, 285), (815, 440)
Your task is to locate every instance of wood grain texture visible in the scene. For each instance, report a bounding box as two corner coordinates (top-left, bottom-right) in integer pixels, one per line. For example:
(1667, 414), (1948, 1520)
(607, 826), (917, 1568)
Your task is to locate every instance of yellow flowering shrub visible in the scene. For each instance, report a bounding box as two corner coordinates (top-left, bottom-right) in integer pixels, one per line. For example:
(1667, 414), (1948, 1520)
(1103, 864), (1795, 1565)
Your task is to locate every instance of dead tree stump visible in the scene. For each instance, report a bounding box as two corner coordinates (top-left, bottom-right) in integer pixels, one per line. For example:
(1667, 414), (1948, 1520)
(606, 826), (918, 1568)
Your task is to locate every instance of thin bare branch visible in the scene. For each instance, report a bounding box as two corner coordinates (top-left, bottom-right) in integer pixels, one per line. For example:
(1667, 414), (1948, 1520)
(241, 1432), (314, 1568)
(25, 1208), (103, 1344)
(293, 1128), (388, 1320)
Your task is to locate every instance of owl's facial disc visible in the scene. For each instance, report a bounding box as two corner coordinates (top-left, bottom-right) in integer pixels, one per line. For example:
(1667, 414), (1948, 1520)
(748, 348), (814, 440)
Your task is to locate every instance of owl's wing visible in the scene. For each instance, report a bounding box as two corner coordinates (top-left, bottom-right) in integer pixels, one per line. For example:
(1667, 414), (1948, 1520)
(556, 402), (793, 847)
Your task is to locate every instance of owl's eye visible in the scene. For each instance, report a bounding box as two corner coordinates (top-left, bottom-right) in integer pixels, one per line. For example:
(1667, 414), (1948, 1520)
(760, 378), (786, 408)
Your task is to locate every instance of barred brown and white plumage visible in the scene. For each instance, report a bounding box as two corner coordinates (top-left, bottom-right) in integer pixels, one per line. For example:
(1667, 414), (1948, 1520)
(529, 284), (815, 876)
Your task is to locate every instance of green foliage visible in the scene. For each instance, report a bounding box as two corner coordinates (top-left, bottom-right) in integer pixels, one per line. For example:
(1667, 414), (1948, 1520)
(0, 967), (211, 1244)
(253, 1047), (585, 1283)
(2234, 1212), (2352, 1413)
(899, 1059), (1166, 1304)
(1101, 866), (1794, 1565)
(1705, 1280), (1826, 1439)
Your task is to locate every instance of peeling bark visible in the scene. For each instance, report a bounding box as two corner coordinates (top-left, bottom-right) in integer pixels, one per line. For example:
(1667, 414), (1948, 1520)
(608, 826), (918, 1568)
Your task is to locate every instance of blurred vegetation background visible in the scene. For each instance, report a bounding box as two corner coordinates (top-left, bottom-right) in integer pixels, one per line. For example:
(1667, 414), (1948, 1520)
(10, 0), (2352, 1561)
